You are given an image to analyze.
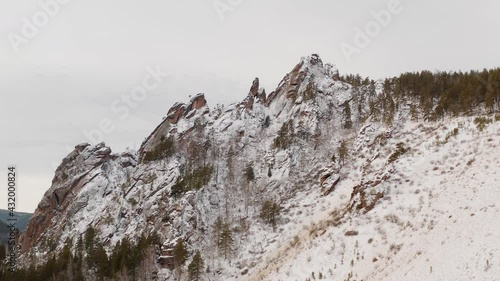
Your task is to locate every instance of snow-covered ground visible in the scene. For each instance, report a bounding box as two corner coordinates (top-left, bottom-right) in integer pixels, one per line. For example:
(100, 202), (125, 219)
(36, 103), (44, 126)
(20, 55), (500, 281)
(246, 117), (500, 281)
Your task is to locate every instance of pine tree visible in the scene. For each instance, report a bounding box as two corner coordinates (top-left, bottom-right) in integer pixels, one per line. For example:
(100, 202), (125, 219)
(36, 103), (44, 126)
(383, 93), (396, 125)
(243, 162), (255, 215)
(188, 250), (205, 281)
(409, 104), (419, 122)
(172, 239), (188, 280)
(260, 200), (280, 228)
(110, 241), (122, 275)
(342, 101), (353, 129)
(227, 146), (235, 185)
(26, 264), (38, 281)
(40, 255), (57, 281)
(84, 226), (96, 254)
(57, 239), (72, 273)
(73, 253), (85, 281)
(76, 234), (84, 256)
(95, 241), (110, 279)
(338, 141), (348, 166)
(219, 223), (233, 259)
(0, 244), (6, 261)
(71, 235), (85, 281)
(173, 239), (188, 268)
(485, 74), (495, 113)
(244, 163), (255, 182)
(213, 217), (223, 249)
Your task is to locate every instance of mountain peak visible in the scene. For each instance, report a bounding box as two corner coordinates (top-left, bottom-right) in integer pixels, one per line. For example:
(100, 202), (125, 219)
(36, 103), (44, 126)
(300, 53), (339, 80)
(304, 53), (323, 67)
(166, 93), (208, 125)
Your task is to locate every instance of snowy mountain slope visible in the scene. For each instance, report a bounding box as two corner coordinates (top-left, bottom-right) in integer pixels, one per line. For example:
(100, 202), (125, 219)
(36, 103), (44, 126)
(250, 118), (500, 281)
(16, 54), (500, 281)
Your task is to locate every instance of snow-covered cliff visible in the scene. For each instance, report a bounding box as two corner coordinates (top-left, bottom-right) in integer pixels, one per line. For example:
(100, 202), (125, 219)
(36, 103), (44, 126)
(18, 54), (500, 281)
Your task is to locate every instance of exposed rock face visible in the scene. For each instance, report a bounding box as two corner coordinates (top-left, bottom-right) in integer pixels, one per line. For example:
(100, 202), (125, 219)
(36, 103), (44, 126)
(166, 103), (187, 124)
(16, 54), (500, 281)
(139, 94), (209, 162)
(287, 66), (307, 99)
(266, 55), (329, 105)
(250, 78), (259, 97)
(20, 142), (125, 251)
(243, 78), (266, 111)
(258, 88), (266, 104)
(347, 169), (390, 214)
(318, 165), (341, 196)
(188, 93), (207, 111)
(166, 94), (207, 124)
(245, 95), (255, 111)
(19, 54), (363, 278)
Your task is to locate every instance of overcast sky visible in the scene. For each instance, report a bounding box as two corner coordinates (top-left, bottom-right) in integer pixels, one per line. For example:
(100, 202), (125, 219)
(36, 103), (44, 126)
(1, 0), (499, 212)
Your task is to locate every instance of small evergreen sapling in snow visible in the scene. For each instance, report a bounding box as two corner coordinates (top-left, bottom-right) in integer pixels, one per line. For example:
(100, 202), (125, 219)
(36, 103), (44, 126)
(219, 223), (233, 259)
(213, 216), (223, 249)
(338, 140), (349, 166)
(188, 250), (205, 281)
(244, 163), (255, 182)
(388, 142), (407, 163)
(474, 116), (492, 132)
(173, 239), (188, 268)
(260, 200), (281, 228)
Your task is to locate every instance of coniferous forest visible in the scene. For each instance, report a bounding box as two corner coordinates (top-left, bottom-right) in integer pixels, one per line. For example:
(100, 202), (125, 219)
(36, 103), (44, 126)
(340, 68), (500, 125)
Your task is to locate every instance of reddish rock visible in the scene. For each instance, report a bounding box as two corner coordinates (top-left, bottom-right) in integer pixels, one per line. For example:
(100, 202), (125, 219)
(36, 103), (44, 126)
(265, 61), (306, 105)
(245, 95), (255, 111)
(250, 78), (259, 97)
(20, 143), (114, 252)
(266, 91), (277, 105)
(167, 103), (187, 124)
(190, 93), (207, 110)
(243, 78), (262, 111)
(166, 94), (207, 124)
(258, 89), (267, 104)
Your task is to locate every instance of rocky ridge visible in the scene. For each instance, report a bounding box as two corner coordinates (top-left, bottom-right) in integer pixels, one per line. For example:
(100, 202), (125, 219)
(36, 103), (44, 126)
(17, 54), (500, 281)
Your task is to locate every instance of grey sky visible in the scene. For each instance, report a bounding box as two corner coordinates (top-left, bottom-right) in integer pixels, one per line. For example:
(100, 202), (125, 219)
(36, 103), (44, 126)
(1, 0), (499, 212)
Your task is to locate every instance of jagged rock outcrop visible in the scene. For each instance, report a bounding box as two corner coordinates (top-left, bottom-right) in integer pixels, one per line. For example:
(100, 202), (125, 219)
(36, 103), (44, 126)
(15, 53), (500, 281)
(140, 93), (209, 161)
(249, 78), (259, 97)
(318, 165), (341, 196)
(166, 94), (207, 124)
(244, 78), (259, 111)
(266, 61), (305, 104)
(243, 78), (267, 111)
(258, 88), (266, 104)
(20, 54), (350, 256)
(17, 54), (392, 280)
(189, 93), (207, 110)
(20, 142), (135, 252)
(166, 102), (187, 124)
